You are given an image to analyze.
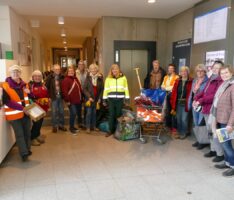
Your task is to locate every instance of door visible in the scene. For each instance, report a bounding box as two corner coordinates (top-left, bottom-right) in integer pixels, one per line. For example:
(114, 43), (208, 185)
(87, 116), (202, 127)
(172, 39), (191, 72)
(120, 50), (148, 109)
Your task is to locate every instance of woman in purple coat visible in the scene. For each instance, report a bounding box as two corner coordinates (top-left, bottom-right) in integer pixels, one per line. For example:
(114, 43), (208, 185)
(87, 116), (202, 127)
(194, 61), (224, 162)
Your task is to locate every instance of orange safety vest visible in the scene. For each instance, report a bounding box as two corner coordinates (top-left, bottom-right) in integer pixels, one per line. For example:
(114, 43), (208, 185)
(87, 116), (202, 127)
(2, 82), (30, 121)
(161, 74), (179, 89)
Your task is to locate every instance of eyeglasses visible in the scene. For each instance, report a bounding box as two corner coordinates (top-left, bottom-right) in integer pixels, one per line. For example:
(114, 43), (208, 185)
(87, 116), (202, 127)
(196, 70), (205, 73)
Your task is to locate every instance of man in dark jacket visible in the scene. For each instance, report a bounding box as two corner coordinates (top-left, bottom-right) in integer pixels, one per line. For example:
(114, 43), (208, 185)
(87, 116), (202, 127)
(144, 60), (166, 89)
(45, 64), (67, 133)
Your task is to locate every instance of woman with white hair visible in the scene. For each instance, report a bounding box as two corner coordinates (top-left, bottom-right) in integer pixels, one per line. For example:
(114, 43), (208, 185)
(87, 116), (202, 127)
(2, 65), (31, 161)
(83, 63), (104, 132)
(170, 66), (193, 139)
(28, 70), (50, 146)
(194, 61), (224, 162)
(188, 64), (209, 149)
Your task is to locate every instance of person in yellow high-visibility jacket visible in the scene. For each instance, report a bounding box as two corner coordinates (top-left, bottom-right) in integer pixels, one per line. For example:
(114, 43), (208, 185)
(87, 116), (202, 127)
(103, 64), (130, 137)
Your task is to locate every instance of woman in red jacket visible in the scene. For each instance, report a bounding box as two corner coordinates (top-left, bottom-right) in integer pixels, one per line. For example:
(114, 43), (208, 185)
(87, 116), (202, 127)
(170, 66), (193, 139)
(61, 66), (82, 135)
(29, 70), (50, 146)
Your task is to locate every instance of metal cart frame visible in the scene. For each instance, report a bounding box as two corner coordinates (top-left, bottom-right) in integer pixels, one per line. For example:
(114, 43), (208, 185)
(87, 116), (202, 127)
(137, 105), (168, 144)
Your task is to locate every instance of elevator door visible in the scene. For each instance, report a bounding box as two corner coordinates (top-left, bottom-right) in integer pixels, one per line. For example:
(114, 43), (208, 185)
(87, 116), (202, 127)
(120, 50), (148, 108)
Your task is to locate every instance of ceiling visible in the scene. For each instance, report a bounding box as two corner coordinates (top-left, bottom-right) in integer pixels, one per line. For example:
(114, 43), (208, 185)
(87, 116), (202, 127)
(0, 0), (202, 47)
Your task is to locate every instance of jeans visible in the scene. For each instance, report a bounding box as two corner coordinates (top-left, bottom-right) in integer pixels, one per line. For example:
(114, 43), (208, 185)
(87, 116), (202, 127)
(68, 103), (82, 128)
(9, 115), (31, 156)
(176, 104), (189, 136)
(31, 118), (44, 140)
(86, 105), (96, 129)
(218, 123), (234, 168)
(51, 97), (65, 127)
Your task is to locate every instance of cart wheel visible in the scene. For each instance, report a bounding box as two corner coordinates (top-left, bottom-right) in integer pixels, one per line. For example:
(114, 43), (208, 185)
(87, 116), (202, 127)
(156, 138), (166, 144)
(140, 137), (147, 144)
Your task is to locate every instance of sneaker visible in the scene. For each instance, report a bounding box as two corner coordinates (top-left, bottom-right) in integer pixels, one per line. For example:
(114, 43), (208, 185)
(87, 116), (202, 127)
(215, 163), (229, 169)
(59, 126), (67, 132)
(212, 155), (224, 162)
(52, 127), (57, 133)
(192, 142), (199, 147)
(204, 151), (216, 158)
(31, 139), (41, 146)
(36, 136), (45, 144)
(69, 127), (78, 134)
(222, 168), (234, 177)
(70, 127), (78, 132)
(197, 144), (209, 150)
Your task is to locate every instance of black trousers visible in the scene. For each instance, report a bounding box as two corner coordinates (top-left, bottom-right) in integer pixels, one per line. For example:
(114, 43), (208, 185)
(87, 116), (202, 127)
(31, 118), (44, 140)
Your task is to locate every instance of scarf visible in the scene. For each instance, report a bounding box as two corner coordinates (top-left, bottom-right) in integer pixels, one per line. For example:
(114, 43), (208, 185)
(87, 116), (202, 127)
(193, 77), (204, 94)
(90, 73), (100, 86)
(209, 77), (234, 134)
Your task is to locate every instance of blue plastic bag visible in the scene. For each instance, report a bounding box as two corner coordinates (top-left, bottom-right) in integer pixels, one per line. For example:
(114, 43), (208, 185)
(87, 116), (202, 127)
(142, 89), (166, 105)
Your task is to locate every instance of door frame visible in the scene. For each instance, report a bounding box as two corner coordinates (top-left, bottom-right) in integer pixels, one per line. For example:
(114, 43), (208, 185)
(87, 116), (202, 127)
(114, 40), (156, 72)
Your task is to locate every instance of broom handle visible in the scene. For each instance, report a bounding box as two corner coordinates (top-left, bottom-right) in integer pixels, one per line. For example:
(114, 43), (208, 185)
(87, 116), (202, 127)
(134, 68), (142, 90)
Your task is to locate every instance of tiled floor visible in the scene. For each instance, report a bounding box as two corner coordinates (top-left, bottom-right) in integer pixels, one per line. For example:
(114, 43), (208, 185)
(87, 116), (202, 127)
(1, 127), (234, 200)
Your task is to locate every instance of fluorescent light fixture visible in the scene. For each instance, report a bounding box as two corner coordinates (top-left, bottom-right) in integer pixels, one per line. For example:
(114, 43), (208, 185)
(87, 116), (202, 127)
(30, 20), (40, 28)
(58, 16), (64, 25)
(148, 0), (155, 3)
(61, 29), (66, 37)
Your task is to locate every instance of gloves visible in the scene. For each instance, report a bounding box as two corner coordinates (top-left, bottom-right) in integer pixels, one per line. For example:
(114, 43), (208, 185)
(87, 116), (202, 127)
(96, 102), (100, 110)
(85, 100), (91, 107)
(170, 109), (176, 116)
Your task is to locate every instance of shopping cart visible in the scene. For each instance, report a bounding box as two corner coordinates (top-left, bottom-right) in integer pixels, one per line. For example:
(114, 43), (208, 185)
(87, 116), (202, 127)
(137, 105), (168, 144)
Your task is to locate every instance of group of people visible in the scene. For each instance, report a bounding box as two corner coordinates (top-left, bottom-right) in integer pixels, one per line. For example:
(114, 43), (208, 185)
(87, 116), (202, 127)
(0, 61), (130, 162)
(1, 58), (234, 178)
(145, 60), (234, 177)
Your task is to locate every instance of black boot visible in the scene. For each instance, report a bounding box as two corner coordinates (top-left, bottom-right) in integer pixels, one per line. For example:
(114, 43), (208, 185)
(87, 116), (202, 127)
(204, 151), (216, 158)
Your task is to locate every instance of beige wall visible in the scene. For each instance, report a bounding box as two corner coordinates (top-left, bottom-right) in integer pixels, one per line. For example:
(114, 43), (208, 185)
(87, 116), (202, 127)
(165, 8), (194, 66)
(0, 6), (47, 77)
(101, 17), (167, 75)
(0, 6), (11, 56)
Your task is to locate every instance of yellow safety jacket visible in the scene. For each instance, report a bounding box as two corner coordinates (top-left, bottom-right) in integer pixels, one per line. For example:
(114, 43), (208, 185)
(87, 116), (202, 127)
(103, 75), (130, 100)
(2, 82), (30, 121)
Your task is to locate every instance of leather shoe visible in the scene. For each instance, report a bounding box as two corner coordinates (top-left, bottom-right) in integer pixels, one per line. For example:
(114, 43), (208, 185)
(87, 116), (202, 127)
(52, 127), (57, 133)
(222, 168), (234, 177)
(215, 163), (229, 169)
(204, 151), (216, 158)
(192, 142), (199, 147)
(197, 144), (209, 150)
(212, 155), (224, 162)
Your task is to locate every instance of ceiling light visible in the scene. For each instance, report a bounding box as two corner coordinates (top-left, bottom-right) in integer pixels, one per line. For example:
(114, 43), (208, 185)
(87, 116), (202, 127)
(148, 0), (155, 3)
(61, 29), (66, 37)
(30, 20), (40, 28)
(63, 40), (67, 44)
(58, 16), (64, 25)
